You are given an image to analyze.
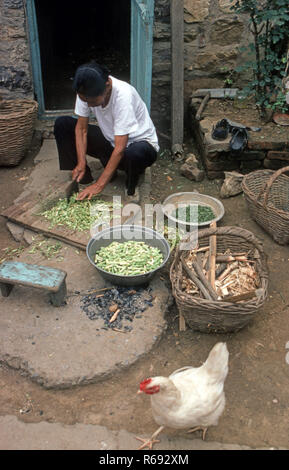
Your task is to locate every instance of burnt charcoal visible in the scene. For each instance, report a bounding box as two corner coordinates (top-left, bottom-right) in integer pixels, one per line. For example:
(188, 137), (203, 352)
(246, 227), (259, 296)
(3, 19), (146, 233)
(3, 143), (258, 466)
(80, 285), (155, 332)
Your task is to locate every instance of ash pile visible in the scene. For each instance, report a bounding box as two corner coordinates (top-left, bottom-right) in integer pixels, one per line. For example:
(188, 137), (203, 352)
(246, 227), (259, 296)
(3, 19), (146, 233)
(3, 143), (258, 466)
(80, 286), (155, 332)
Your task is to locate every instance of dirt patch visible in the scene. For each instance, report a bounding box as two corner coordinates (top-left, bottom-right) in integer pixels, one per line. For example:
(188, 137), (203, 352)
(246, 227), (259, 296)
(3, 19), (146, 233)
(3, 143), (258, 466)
(0, 136), (289, 449)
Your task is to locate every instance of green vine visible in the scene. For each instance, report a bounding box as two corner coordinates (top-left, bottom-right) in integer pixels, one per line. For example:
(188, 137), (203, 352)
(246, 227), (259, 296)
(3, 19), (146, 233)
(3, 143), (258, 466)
(230, 0), (289, 118)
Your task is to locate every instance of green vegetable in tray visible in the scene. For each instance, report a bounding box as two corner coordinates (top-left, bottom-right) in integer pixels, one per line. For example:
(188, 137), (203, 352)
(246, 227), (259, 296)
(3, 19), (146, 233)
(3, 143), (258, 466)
(94, 241), (164, 275)
(173, 204), (215, 223)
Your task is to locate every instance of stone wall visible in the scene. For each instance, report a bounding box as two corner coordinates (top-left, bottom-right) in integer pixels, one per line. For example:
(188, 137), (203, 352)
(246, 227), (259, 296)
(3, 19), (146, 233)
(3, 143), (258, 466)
(0, 0), (33, 99)
(0, 0), (250, 136)
(151, 0), (250, 134)
(184, 0), (249, 86)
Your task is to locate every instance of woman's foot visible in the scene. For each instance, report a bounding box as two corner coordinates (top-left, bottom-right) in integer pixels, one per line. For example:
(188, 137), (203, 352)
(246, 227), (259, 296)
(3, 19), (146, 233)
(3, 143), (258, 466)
(125, 186), (140, 202)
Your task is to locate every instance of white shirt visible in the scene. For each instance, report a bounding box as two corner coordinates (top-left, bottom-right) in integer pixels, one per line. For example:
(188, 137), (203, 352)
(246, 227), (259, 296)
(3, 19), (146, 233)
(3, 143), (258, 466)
(74, 76), (159, 152)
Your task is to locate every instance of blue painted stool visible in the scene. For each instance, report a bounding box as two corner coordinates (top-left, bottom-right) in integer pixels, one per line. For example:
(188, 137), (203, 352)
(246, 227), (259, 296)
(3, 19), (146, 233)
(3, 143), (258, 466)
(0, 261), (67, 307)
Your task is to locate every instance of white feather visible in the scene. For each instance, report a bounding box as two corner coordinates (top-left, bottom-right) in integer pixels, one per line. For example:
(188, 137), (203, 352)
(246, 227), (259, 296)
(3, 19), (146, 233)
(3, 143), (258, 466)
(148, 342), (229, 431)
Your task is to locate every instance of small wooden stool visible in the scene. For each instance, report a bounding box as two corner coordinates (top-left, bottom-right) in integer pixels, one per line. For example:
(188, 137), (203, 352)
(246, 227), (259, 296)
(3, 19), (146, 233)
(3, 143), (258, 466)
(0, 261), (67, 307)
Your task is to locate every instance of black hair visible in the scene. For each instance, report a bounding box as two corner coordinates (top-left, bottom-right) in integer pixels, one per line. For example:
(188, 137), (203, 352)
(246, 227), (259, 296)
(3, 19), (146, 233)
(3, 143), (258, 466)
(72, 61), (111, 97)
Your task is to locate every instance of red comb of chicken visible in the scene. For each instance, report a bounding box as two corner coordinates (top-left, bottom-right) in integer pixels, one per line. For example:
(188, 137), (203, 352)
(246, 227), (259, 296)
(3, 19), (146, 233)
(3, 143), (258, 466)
(139, 378), (152, 391)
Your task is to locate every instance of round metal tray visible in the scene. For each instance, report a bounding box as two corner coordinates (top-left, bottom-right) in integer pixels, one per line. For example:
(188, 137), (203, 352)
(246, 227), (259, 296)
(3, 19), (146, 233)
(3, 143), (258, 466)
(87, 225), (171, 286)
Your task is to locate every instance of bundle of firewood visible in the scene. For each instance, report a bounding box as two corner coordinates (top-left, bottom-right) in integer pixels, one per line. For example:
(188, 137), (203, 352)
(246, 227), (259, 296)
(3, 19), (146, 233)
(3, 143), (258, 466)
(180, 230), (261, 303)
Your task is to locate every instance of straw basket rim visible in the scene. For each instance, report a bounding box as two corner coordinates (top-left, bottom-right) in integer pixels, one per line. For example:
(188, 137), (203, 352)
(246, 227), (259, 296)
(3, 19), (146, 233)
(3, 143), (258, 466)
(0, 99), (39, 120)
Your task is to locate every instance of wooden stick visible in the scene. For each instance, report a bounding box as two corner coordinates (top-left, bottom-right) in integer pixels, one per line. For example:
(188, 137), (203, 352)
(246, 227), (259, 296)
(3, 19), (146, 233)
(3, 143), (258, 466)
(182, 255), (218, 301)
(181, 257), (214, 300)
(195, 93), (210, 120)
(88, 287), (114, 295)
(217, 262), (239, 281)
(208, 222), (217, 289)
(221, 290), (257, 303)
(202, 250), (209, 269)
(196, 246), (210, 253)
(216, 255), (248, 263)
(179, 313), (186, 331)
(215, 262), (227, 278)
(112, 328), (127, 333)
(109, 308), (120, 323)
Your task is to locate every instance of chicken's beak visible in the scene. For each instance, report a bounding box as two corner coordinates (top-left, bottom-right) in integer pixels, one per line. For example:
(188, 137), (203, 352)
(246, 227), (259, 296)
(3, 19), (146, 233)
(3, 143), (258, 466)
(137, 390), (143, 395)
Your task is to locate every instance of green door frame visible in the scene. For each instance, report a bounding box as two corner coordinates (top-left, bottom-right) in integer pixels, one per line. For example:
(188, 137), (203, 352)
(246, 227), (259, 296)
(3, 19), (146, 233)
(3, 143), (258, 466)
(26, 0), (154, 118)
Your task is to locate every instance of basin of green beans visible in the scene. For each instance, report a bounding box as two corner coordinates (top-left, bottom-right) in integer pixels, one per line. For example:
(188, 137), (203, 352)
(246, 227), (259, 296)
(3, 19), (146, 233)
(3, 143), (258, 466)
(94, 241), (164, 276)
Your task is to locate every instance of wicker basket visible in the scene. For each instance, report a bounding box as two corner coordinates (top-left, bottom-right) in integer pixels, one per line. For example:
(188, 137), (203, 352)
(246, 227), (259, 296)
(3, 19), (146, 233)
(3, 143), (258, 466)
(242, 166), (289, 245)
(0, 99), (38, 166)
(170, 226), (268, 333)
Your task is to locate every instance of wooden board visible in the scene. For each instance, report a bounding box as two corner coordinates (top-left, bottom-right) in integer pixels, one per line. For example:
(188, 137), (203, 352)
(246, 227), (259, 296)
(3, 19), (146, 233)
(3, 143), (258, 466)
(171, 0), (184, 147)
(1, 181), (141, 251)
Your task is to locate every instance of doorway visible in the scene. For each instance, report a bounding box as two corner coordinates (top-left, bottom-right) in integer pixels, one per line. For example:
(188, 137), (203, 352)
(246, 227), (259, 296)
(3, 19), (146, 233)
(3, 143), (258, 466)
(33, 0), (131, 111)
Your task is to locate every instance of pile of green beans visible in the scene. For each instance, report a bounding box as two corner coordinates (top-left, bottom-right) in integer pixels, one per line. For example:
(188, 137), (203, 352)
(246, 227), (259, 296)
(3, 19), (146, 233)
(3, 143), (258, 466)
(41, 194), (117, 232)
(94, 241), (164, 275)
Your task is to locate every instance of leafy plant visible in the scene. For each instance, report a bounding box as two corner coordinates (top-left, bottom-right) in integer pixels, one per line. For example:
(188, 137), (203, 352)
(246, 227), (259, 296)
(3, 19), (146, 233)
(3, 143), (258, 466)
(267, 90), (288, 113)
(230, 0), (289, 117)
(220, 67), (237, 88)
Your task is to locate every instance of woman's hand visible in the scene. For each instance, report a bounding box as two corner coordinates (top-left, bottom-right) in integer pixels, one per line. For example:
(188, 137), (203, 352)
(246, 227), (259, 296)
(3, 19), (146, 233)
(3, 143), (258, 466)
(76, 182), (104, 200)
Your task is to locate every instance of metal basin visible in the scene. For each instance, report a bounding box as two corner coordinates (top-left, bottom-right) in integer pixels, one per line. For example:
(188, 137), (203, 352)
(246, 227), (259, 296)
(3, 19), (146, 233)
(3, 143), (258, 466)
(86, 225), (171, 286)
(162, 192), (225, 230)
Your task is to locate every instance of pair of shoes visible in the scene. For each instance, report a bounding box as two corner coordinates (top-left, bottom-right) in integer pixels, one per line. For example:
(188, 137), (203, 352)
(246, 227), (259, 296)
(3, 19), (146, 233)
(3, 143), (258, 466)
(211, 118), (248, 155)
(229, 127), (248, 155)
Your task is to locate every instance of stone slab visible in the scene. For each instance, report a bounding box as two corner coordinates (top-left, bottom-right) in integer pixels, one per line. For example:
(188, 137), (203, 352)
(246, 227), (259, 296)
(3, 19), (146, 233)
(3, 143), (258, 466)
(1, 415), (285, 450)
(0, 245), (171, 389)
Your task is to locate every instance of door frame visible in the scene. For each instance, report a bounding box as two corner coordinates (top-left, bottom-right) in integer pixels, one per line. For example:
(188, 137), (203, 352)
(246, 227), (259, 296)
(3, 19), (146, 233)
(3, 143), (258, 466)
(26, 0), (155, 119)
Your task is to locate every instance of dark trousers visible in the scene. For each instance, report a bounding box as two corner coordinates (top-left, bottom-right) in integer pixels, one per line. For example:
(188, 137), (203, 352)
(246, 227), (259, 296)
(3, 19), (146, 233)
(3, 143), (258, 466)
(54, 116), (157, 194)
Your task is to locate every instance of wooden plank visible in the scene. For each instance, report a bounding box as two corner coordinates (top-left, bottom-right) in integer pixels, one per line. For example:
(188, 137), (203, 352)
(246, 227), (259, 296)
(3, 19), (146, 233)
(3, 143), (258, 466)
(222, 290), (257, 303)
(171, 0), (184, 147)
(179, 313), (186, 331)
(208, 221), (217, 289)
(195, 93), (210, 121)
(1, 181), (140, 251)
(192, 88), (239, 98)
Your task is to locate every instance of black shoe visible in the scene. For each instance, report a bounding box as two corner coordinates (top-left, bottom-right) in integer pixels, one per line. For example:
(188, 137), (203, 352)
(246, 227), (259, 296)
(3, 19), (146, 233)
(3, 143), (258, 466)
(211, 118), (231, 140)
(229, 127), (248, 155)
(79, 167), (93, 184)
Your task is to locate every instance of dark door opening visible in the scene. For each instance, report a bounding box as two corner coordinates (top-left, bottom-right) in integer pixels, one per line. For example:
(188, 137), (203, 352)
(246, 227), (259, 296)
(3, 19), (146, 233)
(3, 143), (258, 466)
(34, 0), (131, 111)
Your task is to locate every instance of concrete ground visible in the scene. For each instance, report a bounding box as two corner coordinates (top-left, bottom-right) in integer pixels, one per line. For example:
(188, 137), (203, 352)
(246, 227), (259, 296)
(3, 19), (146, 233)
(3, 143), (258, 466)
(0, 139), (170, 388)
(0, 134), (288, 451)
(1, 414), (280, 450)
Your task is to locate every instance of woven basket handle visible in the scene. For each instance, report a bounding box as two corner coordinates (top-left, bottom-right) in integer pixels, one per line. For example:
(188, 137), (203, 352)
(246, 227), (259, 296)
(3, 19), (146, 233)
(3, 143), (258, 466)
(259, 166), (289, 209)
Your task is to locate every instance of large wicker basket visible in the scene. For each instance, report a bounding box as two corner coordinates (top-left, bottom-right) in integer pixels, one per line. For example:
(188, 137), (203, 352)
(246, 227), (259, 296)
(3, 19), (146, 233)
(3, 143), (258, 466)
(242, 166), (289, 245)
(0, 99), (38, 166)
(170, 226), (268, 333)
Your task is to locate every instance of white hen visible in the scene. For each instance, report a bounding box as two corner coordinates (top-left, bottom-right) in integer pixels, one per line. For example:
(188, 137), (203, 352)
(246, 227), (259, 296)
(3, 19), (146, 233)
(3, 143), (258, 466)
(136, 342), (229, 450)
